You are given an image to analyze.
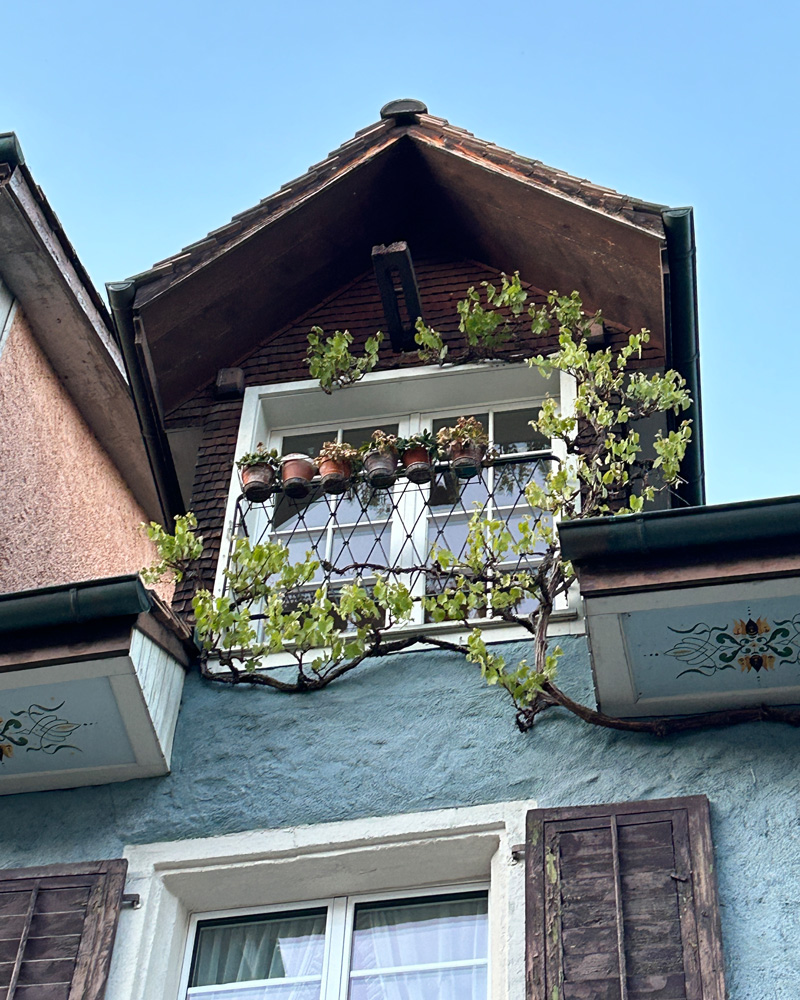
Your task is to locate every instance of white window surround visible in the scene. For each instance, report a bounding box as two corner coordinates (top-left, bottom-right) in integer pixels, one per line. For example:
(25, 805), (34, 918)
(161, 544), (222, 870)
(214, 362), (583, 657)
(0, 276), (17, 361)
(104, 800), (533, 1000)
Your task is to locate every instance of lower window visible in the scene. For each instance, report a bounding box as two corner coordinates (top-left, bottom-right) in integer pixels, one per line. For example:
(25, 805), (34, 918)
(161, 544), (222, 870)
(185, 889), (489, 1000)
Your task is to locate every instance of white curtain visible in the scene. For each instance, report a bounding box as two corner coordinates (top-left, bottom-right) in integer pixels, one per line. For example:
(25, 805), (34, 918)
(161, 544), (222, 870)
(348, 897), (487, 1000)
(191, 912), (326, 998)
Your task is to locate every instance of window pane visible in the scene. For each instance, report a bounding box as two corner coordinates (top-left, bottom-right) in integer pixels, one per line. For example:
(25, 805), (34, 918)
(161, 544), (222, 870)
(280, 432), (333, 460)
(349, 965), (487, 1000)
(345, 423), (399, 452)
(493, 408), (547, 452)
(349, 895), (487, 1000)
(191, 910), (326, 988)
(193, 983), (325, 1000)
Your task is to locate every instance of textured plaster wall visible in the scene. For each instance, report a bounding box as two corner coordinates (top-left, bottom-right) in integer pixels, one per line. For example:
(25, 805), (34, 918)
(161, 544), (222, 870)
(0, 637), (797, 996)
(0, 309), (157, 592)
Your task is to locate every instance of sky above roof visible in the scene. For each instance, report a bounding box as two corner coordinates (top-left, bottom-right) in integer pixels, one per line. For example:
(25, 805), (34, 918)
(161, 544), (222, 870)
(3, 0), (798, 505)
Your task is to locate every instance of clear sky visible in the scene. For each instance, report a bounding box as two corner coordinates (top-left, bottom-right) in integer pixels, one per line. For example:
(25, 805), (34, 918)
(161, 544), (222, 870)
(3, 0), (798, 504)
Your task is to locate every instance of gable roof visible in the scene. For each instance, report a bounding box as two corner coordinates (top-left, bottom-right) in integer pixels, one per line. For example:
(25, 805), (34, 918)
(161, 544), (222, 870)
(132, 110), (667, 297)
(121, 104), (673, 411)
(107, 102), (704, 513)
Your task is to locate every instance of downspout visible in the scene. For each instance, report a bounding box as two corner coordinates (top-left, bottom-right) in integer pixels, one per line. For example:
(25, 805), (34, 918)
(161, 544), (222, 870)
(662, 207), (705, 507)
(107, 280), (185, 525)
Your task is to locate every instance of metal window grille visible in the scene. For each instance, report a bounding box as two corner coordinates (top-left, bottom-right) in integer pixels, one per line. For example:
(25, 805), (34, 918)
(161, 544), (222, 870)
(225, 451), (553, 626)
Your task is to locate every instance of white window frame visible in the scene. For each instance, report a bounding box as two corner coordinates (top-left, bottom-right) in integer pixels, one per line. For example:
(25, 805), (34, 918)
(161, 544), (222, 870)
(213, 362), (582, 659)
(104, 800), (534, 1000)
(179, 882), (491, 1000)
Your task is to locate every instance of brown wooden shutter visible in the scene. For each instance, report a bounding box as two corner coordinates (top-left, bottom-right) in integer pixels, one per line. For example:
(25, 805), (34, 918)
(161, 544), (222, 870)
(0, 859), (127, 1000)
(525, 796), (724, 1000)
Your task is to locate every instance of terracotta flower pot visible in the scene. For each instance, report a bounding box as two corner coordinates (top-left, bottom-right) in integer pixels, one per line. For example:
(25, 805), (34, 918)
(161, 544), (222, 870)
(363, 448), (398, 488)
(318, 457), (353, 494)
(281, 454), (317, 499)
(401, 446), (433, 484)
(241, 463), (276, 502)
(447, 442), (486, 479)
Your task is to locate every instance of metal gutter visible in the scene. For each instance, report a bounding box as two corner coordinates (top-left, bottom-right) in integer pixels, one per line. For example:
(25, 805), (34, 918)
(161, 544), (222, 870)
(0, 575), (151, 634)
(559, 493), (800, 564)
(662, 207), (705, 507)
(107, 280), (185, 525)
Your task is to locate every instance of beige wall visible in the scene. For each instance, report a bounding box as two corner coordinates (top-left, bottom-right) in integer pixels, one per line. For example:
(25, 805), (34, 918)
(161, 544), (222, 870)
(0, 307), (163, 594)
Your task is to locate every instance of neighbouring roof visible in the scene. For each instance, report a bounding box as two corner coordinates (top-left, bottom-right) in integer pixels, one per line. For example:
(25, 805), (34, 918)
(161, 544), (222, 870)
(0, 133), (163, 519)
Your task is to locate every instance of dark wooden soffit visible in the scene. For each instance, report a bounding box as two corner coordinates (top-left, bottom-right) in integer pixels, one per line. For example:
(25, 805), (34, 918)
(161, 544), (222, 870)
(132, 124), (667, 410)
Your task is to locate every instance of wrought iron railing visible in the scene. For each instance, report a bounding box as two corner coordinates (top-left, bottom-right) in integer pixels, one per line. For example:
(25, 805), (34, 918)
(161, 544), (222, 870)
(225, 451), (553, 624)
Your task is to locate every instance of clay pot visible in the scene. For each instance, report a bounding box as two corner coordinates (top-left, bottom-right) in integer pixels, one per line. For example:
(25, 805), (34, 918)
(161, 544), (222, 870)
(363, 448), (398, 488)
(447, 442), (486, 479)
(318, 457), (353, 494)
(281, 454), (317, 499)
(401, 446), (433, 484)
(241, 463), (277, 502)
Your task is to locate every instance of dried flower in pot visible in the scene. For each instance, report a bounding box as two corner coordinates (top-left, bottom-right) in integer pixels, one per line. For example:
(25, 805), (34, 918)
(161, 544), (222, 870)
(281, 453), (317, 499)
(436, 416), (489, 479)
(360, 429), (399, 488)
(315, 441), (359, 494)
(236, 444), (281, 502)
(397, 430), (438, 484)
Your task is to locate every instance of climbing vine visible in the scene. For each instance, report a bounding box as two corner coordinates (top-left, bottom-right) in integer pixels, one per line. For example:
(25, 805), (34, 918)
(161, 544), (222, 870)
(142, 279), (794, 737)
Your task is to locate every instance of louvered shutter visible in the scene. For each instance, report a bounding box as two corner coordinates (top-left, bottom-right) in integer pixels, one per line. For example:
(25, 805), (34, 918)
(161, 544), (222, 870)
(525, 796), (724, 1000)
(0, 859), (127, 1000)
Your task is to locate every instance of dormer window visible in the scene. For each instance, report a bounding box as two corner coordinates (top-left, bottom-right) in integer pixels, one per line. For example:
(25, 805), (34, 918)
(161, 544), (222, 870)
(217, 362), (571, 638)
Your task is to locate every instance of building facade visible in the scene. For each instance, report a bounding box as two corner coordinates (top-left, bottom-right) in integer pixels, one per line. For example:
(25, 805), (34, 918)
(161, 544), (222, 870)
(0, 104), (798, 1000)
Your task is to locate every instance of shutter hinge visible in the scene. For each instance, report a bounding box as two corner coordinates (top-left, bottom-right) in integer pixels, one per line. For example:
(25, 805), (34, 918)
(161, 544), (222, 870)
(511, 843), (525, 862)
(121, 893), (141, 909)
(669, 871), (690, 882)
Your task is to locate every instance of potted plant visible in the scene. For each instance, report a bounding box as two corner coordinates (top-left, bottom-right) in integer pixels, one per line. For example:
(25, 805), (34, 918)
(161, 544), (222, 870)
(397, 430), (438, 484)
(281, 453), (317, 499)
(360, 430), (399, 488)
(315, 441), (359, 494)
(436, 416), (489, 479)
(236, 444), (281, 502)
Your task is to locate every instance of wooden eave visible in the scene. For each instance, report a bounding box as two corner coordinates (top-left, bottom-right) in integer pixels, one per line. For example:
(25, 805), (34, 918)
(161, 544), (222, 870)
(130, 115), (670, 410)
(0, 159), (162, 519)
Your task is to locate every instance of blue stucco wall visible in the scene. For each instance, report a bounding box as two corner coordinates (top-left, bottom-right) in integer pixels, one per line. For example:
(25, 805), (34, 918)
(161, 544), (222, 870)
(1, 636), (798, 997)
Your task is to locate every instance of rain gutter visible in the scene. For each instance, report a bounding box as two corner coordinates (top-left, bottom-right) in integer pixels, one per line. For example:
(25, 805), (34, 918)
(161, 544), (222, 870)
(662, 207), (705, 507)
(0, 575), (152, 634)
(559, 493), (800, 565)
(107, 280), (185, 525)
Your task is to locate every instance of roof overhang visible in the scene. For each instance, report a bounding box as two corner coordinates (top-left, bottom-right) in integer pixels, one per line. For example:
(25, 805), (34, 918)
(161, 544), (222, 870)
(129, 127), (670, 411)
(0, 575), (193, 794)
(560, 497), (800, 717)
(0, 134), (162, 520)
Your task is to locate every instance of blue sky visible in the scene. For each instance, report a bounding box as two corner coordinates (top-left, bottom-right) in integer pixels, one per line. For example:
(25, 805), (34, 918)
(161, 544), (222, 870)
(3, 0), (798, 504)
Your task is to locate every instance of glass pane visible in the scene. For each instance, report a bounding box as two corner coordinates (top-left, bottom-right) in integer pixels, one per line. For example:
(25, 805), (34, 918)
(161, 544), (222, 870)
(190, 982), (324, 1000)
(351, 895), (487, 971)
(431, 414), (489, 441)
(349, 894), (488, 1000)
(273, 489), (330, 532)
(192, 910), (326, 988)
(493, 408), (547, 452)
(332, 525), (392, 571)
(345, 423), (399, 452)
(280, 431), (333, 460)
(492, 460), (541, 506)
(349, 965), (487, 1000)
(427, 514), (471, 558)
